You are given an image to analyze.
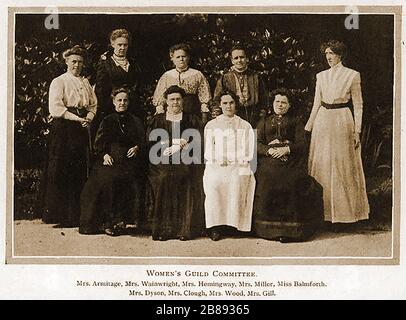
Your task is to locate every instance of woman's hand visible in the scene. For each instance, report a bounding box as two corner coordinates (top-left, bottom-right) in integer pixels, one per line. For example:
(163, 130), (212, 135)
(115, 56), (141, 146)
(354, 132), (361, 149)
(79, 118), (91, 128)
(268, 139), (281, 145)
(103, 154), (114, 166)
(268, 146), (290, 158)
(179, 138), (188, 149)
(127, 146), (139, 158)
(163, 144), (182, 156)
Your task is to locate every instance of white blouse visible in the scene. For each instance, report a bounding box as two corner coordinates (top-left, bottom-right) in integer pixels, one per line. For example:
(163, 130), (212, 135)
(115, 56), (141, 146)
(49, 72), (97, 119)
(204, 115), (255, 165)
(305, 62), (363, 133)
(152, 68), (211, 112)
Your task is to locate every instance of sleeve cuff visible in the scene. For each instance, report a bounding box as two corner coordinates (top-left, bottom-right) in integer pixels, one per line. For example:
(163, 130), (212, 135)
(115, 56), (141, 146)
(86, 112), (95, 121)
(61, 111), (81, 122)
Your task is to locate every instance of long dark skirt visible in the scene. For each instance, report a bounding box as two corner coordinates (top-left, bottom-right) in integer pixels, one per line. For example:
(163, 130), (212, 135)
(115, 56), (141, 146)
(190, 163), (206, 236)
(147, 163), (204, 240)
(42, 119), (89, 227)
(253, 158), (324, 241)
(79, 157), (144, 234)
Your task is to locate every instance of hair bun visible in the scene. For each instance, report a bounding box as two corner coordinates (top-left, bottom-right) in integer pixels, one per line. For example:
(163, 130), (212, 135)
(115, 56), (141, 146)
(62, 45), (86, 60)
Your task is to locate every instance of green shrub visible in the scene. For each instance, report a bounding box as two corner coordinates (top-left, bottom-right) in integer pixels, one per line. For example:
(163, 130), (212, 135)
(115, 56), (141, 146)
(14, 169), (42, 219)
(191, 25), (318, 113)
(366, 175), (392, 230)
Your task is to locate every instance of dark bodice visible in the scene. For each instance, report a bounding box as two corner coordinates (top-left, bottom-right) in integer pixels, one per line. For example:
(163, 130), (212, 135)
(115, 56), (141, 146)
(95, 56), (139, 115)
(94, 112), (145, 160)
(146, 113), (203, 161)
(256, 113), (307, 166)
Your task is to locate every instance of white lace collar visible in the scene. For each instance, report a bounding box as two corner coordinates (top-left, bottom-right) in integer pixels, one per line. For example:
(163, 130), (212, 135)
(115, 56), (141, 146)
(166, 111), (183, 122)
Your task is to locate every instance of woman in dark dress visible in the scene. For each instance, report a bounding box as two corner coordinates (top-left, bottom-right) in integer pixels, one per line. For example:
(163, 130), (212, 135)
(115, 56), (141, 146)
(94, 29), (140, 130)
(253, 88), (323, 242)
(147, 85), (204, 241)
(42, 45), (97, 227)
(80, 87), (145, 236)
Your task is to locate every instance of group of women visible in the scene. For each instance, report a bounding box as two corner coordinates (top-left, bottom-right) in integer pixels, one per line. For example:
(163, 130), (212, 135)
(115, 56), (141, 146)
(40, 28), (370, 243)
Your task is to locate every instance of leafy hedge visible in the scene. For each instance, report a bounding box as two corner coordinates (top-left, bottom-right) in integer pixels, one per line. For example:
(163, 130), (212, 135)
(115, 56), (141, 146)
(14, 169), (41, 219)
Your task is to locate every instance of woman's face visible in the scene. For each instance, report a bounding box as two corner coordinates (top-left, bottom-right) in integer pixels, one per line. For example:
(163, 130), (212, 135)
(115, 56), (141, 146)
(231, 49), (248, 72)
(325, 47), (341, 67)
(113, 92), (129, 113)
(273, 94), (290, 115)
(65, 54), (84, 76)
(171, 49), (189, 70)
(220, 94), (236, 118)
(111, 37), (129, 57)
(166, 92), (183, 114)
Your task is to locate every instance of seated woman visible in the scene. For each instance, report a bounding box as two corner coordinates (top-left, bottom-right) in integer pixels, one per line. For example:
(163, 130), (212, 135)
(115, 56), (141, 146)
(203, 91), (256, 241)
(253, 88), (323, 243)
(79, 87), (145, 236)
(147, 85), (204, 241)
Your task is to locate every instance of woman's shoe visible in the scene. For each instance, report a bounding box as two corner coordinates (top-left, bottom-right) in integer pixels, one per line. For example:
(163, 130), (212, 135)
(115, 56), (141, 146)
(209, 231), (221, 241)
(105, 228), (119, 237)
(105, 223), (124, 237)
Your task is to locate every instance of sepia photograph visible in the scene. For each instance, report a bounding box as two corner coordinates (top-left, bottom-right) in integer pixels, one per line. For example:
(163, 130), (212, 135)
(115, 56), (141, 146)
(7, 6), (400, 264)
(0, 1), (404, 300)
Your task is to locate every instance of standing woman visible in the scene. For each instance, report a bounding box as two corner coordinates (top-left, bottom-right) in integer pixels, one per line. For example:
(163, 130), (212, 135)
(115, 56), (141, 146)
(305, 40), (369, 225)
(95, 29), (140, 124)
(152, 43), (211, 120)
(42, 45), (97, 227)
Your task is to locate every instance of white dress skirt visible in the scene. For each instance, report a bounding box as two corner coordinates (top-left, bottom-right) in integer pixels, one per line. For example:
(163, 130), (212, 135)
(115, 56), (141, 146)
(203, 164), (255, 231)
(306, 63), (369, 223)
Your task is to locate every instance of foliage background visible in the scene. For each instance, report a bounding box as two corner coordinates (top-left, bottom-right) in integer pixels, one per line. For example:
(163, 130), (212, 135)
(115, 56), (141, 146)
(14, 13), (394, 226)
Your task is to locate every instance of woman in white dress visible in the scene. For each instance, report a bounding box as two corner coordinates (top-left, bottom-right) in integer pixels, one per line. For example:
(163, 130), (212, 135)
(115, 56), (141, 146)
(203, 91), (256, 241)
(152, 43), (211, 120)
(305, 40), (369, 224)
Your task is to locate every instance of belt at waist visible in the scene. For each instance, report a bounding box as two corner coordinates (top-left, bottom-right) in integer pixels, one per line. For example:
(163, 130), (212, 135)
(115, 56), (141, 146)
(66, 107), (88, 118)
(321, 101), (350, 110)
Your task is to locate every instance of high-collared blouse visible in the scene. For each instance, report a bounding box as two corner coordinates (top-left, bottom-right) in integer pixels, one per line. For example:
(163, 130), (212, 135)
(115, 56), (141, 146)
(204, 114), (255, 165)
(49, 72), (97, 118)
(305, 62), (363, 133)
(213, 68), (269, 111)
(152, 68), (211, 112)
(110, 55), (130, 72)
